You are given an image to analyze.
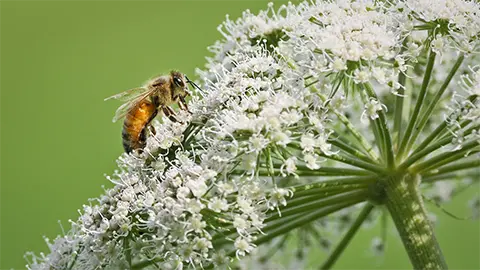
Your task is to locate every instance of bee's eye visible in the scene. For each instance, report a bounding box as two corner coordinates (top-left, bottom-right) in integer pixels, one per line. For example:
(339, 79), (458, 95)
(173, 77), (183, 87)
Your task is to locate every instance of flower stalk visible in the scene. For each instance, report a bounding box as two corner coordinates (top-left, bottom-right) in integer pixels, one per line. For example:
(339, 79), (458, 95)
(384, 174), (448, 269)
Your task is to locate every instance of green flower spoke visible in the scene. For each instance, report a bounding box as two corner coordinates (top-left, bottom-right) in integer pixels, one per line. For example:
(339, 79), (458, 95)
(318, 92), (379, 161)
(319, 152), (389, 175)
(288, 144), (387, 174)
(255, 199), (366, 246)
(256, 165), (375, 176)
(290, 176), (377, 194)
(418, 149), (480, 176)
(320, 203), (375, 270)
(422, 159), (480, 178)
(292, 183), (373, 198)
(422, 172), (480, 183)
(211, 198), (365, 270)
(413, 122), (448, 154)
(411, 140), (480, 174)
(399, 136), (453, 171)
(393, 43), (408, 143)
(405, 54), (464, 154)
(266, 189), (369, 222)
(413, 95), (478, 155)
(283, 188), (367, 209)
(397, 50), (436, 161)
(362, 84), (394, 168)
(328, 138), (377, 164)
(131, 257), (163, 269)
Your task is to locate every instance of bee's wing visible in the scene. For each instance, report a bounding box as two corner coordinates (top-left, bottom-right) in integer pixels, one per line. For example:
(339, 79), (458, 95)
(106, 87), (155, 123)
(104, 87), (150, 102)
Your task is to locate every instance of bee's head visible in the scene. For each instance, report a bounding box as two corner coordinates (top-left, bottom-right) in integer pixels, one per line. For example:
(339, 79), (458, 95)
(170, 70), (190, 98)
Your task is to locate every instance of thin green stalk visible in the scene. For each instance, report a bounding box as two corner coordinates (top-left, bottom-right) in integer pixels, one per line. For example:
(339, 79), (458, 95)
(208, 198), (365, 270)
(399, 123), (479, 170)
(411, 140), (479, 174)
(415, 148), (479, 175)
(132, 258), (163, 269)
(413, 121), (448, 154)
(265, 147), (276, 185)
(359, 88), (387, 162)
(318, 152), (389, 175)
(328, 138), (376, 164)
(384, 174), (448, 269)
(422, 159), (480, 177)
(318, 93), (379, 161)
(320, 203), (375, 270)
(223, 176), (376, 201)
(288, 144), (387, 174)
(265, 190), (369, 222)
(374, 113), (388, 162)
(257, 165), (374, 176)
(397, 50), (436, 160)
(290, 176), (376, 196)
(211, 212), (304, 247)
(363, 84), (395, 168)
(212, 189), (369, 245)
(435, 120), (472, 142)
(394, 69), (407, 143)
(283, 188), (367, 209)
(292, 184), (372, 198)
(423, 172), (480, 183)
(254, 199), (365, 246)
(414, 94), (478, 153)
(413, 122), (477, 162)
(123, 237), (132, 268)
(405, 55), (464, 154)
(398, 136), (452, 171)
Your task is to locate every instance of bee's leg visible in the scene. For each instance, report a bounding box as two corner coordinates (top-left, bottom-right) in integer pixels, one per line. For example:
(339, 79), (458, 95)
(178, 96), (191, 114)
(162, 106), (181, 123)
(148, 125), (156, 136)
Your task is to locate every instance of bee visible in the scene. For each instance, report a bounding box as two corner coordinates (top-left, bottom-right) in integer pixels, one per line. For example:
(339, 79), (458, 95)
(105, 71), (192, 153)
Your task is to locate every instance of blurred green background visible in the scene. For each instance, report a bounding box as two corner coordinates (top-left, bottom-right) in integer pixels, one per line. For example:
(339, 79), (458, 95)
(1, 1), (478, 269)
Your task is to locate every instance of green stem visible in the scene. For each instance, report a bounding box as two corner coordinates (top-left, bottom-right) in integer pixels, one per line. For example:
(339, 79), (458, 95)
(320, 203), (375, 270)
(405, 54), (464, 154)
(384, 174), (448, 269)
(397, 50), (436, 160)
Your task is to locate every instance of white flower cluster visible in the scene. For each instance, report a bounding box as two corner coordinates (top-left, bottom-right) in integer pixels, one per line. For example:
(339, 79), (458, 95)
(27, 1), (480, 269)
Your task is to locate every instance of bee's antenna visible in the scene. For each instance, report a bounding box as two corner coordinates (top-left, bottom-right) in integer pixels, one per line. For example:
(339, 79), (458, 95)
(185, 75), (205, 94)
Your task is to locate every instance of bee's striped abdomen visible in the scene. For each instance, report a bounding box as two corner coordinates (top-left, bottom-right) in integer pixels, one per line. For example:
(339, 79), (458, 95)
(122, 100), (157, 153)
